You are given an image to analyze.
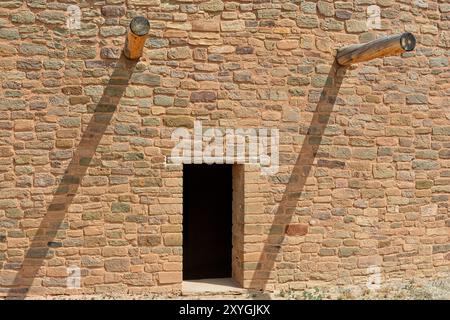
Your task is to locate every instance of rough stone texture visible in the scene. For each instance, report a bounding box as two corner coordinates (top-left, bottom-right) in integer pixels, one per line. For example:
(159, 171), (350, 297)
(0, 0), (448, 299)
(286, 224), (308, 236)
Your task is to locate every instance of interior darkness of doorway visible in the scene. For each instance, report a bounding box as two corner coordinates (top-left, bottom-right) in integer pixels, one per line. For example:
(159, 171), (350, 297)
(183, 164), (232, 280)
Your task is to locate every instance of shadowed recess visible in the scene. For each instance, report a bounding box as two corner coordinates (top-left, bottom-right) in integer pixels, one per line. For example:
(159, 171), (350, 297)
(248, 61), (348, 295)
(5, 53), (137, 299)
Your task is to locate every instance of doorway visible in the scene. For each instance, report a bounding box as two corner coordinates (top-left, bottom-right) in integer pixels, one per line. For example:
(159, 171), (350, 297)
(183, 164), (232, 280)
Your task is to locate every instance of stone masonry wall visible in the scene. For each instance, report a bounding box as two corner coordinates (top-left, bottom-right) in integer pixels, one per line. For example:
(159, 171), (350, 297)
(0, 0), (449, 297)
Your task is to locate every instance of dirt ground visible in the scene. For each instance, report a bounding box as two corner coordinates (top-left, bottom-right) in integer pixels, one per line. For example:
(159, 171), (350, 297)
(6, 276), (449, 300)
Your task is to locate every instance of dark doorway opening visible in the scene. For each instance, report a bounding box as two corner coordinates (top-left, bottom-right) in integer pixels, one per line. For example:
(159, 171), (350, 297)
(183, 164), (232, 280)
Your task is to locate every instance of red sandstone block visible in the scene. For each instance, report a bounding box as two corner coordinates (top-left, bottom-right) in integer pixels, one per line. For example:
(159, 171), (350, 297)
(285, 224), (308, 236)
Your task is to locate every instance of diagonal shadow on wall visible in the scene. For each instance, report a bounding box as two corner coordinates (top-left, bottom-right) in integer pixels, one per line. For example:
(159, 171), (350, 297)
(249, 61), (349, 297)
(5, 53), (137, 299)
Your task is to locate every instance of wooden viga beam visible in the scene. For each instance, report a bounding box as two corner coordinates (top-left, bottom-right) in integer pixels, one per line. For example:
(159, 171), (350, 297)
(336, 32), (416, 66)
(123, 16), (150, 60)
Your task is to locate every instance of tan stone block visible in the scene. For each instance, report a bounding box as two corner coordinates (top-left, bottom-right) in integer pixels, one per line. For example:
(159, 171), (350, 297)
(103, 247), (128, 257)
(83, 276), (103, 286)
(55, 139), (74, 148)
(104, 273), (122, 284)
(376, 137), (398, 146)
(104, 258), (130, 272)
(128, 0), (160, 5)
(166, 22), (192, 31)
(84, 226), (103, 236)
(357, 256), (382, 268)
(192, 19), (220, 32)
(47, 267), (68, 277)
(163, 233), (182, 246)
(7, 238), (28, 248)
(163, 262), (182, 271)
(0, 270), (19, 286)
(300, 243), (320, 253)
(158, 272), (182, 284)
(208, 45), (235, 54)
(277, 39), (299, 50)
(220, 20), (245, 32)
(130, 265), (144, 273)
(143, 253), (159, 263)
(14, 120), (34, 131)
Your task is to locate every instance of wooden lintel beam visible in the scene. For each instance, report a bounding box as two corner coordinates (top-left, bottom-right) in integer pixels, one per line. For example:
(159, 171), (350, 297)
(123, 16), (150, 60)
(336, 32), (416, 66)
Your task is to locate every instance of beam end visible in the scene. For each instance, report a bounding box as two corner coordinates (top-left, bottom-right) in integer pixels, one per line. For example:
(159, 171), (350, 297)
(400, 32), (416, 52)
(335, 32), (417, 66)
(130, 16), (150, 37)
(123, 16), (150, 60)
